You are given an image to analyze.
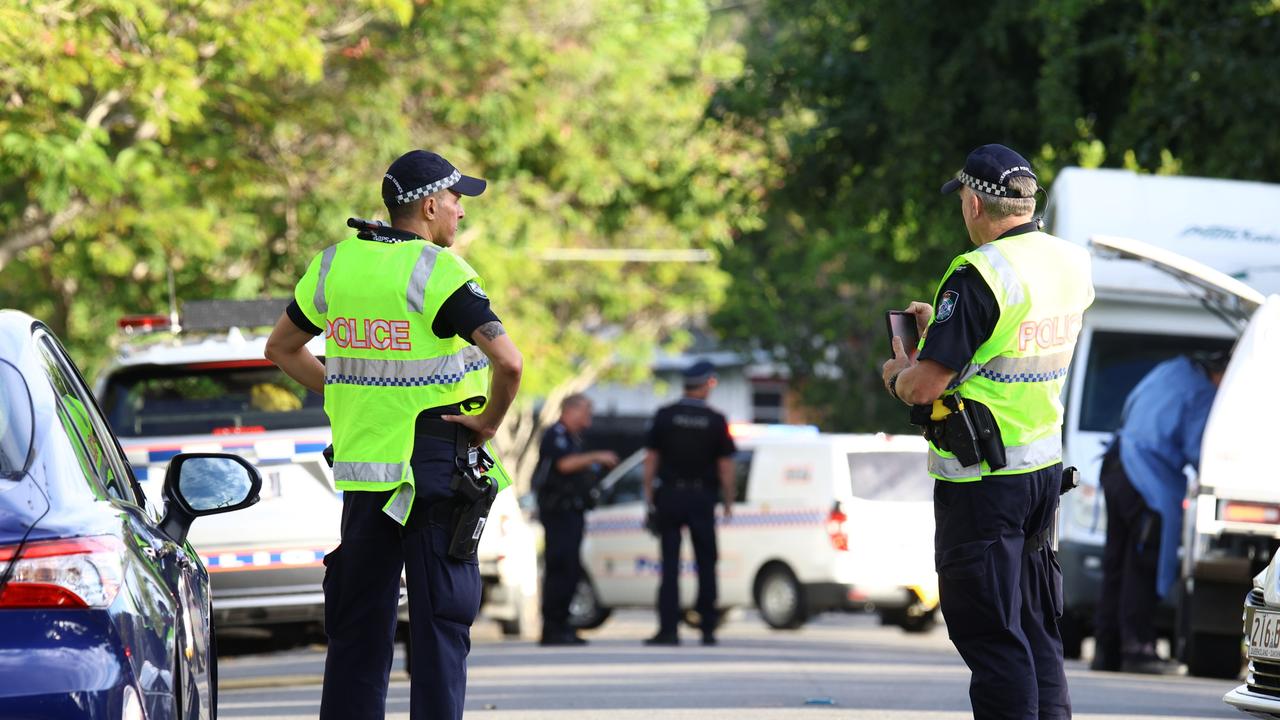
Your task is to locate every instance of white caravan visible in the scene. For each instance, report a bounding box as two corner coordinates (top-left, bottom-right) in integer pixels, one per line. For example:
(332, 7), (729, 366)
(1046, 167), (1280, 676)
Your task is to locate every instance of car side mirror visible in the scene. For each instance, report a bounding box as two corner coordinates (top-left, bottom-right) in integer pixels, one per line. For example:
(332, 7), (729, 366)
(160, 452), (262, 544)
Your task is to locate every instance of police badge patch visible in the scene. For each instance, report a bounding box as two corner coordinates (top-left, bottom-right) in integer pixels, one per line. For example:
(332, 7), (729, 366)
(466, 281), (488, 299)
(936, 290), (959, 323)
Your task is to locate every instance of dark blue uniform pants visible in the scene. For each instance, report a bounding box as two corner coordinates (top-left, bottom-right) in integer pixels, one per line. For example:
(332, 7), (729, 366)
(541, 509), (585, 635)
(320, 436), (481, 720)
(934, 465), (1071, 720)
(1093, 445), (1161, 666)
(655, 486), (718, 636)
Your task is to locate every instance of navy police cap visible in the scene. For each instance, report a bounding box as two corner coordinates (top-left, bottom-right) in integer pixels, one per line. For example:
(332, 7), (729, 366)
(382, 150), (486, 205)
(682, 360), (717, 386)
(941, 144), (1037, 198)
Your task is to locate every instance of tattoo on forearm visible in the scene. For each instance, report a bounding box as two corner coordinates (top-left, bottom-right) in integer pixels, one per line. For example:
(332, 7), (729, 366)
(477, 321), (506, 341)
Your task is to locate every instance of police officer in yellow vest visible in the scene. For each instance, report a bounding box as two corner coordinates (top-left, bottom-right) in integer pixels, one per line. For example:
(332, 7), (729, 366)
(265, 150), (523, 720)
(881, 145), (1093, 720)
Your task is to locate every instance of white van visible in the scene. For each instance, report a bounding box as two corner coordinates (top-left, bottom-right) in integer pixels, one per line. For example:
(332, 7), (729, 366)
(570, 426), (940, 633)
(1044, 168), (1280, 665)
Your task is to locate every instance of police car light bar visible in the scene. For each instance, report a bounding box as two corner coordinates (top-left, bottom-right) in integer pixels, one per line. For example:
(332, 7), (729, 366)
(117, 314), (172, 334)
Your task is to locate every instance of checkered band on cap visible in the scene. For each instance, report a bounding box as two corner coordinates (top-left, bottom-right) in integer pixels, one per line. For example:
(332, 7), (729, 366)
(956, 170), (1013, 197)
(394, 169), (461, 205)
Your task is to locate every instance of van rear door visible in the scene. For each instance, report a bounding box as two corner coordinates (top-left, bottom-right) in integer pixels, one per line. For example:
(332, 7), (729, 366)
(1089, 235), (1265, 329)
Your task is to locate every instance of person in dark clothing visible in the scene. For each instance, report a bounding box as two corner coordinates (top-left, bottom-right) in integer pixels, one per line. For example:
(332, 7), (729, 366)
(642, 360), (737, 647)
(535, 394), (618, 646)
(1092, 352), (1227, 674)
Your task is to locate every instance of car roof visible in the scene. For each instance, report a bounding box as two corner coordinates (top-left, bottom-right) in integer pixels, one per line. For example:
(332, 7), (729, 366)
(0, 310), (39, 363)
(106, 329), (325, 371)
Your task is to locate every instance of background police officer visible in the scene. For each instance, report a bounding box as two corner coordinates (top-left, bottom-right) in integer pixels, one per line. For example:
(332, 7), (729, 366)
(642, 360), (736, 646)
(1092, 351), (1227, 674)
(265, 150), (523, 720)
(535, 393), (618, 645)
(881, 145), (1094, 720)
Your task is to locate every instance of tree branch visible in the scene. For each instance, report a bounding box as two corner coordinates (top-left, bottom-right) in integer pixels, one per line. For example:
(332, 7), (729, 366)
(0, 200), (87, 271)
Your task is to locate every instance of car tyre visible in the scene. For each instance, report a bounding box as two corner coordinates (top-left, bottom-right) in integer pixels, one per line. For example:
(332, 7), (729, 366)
(567, 576), (612, 631)
(755, 564), (807, 630)
(1185, 631), (1243, 679)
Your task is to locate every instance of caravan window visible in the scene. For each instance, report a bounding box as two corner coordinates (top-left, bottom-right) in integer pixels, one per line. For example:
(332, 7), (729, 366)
(1078, 331), (1233, 432)
(847, 451), (932, 502)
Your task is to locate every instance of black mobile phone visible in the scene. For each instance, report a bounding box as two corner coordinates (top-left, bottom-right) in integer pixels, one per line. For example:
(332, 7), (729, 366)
(885, 310), (920, 355)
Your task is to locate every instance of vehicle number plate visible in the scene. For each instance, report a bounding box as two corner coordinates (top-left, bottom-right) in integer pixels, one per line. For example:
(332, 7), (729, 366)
(1248, 607), (1280, 660)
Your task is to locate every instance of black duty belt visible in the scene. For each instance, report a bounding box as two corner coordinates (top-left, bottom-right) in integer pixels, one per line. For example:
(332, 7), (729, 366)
(415, 411), (463, 441)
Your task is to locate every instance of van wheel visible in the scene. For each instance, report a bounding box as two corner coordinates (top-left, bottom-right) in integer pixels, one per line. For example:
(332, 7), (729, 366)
(568, 576), (612, 631)
(1185, 631), (1243, 679)
(755, 564), (807, 630)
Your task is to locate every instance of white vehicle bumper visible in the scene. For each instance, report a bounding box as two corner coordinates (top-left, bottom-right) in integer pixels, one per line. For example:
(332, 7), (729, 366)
(1225, 684), (1280, 719)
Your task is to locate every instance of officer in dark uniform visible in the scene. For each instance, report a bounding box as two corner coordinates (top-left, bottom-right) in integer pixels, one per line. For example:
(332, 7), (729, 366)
(881, 145), (1093, 720)
(265, 150), (523, 720)
(535, 393), (618, 645)
(642, 360), (737, 646)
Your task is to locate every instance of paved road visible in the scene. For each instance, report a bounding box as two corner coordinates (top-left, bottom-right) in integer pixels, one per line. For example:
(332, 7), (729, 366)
(218, 610), (1244, 719)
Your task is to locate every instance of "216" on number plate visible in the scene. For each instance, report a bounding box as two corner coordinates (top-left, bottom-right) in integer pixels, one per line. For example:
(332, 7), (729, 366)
(1249, 607), (1280, 660)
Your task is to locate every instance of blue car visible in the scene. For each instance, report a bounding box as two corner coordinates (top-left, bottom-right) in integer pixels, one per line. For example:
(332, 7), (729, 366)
(0, 310), (261, 719)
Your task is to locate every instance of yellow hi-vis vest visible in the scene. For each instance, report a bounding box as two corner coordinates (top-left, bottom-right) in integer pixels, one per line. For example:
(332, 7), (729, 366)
(923, 230), (1095, 482)
(293, 235), (491, 523)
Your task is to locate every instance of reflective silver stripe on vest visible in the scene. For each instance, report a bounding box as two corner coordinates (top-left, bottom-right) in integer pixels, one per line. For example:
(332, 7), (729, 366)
(384, 483), (415, 525)
(977, 243), (1025, 306)
(326, 345), (489, 387)
(406, 244), (440, 314)
(333, 460), (405, 483)
(928, 433), (1062, 480)
(314, 245), (337, 314)
(976, 351), (1073, 384)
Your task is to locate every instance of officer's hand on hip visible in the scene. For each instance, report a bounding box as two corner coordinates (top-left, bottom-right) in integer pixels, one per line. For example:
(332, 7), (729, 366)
(595, 450), (620, 469)
(442, 412), (499, 446)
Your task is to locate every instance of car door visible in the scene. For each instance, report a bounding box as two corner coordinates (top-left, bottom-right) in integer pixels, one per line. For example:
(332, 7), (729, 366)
(582, 452), (655, 607)
(34, 328), (214, 720)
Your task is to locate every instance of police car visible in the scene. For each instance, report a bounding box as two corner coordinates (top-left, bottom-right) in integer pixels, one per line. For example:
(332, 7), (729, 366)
(571, 426), (939, 632)
(97, 300), (537, 641)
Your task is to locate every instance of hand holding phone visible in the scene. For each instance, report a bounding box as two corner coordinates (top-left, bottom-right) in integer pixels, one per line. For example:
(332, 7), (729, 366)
(885, 310), (921, 357)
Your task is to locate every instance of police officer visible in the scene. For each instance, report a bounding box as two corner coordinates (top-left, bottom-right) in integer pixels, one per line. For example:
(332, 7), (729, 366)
(265, 149), (523, 720)
(642, 360), (736, 646)
(535, 393), (619, 645)
(881, 145), (1094, 720)
(1091, 351), (1227, 674)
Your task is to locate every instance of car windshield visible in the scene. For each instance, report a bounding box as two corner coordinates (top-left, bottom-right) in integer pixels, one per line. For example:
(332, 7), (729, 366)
(847, 451), (932, 502)
(1078, 331), (1234, 432)
(102, 361), (327, 438)
(0, 359), (34, 477)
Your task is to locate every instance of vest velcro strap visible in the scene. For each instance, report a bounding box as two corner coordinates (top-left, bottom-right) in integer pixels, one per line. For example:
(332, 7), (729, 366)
(326, 346), (489, 387)
(383, 482), (415, 525)
(976, 351), (1074, 384)
(334, 460), (406, 483)
(929, 433), (1062, 481)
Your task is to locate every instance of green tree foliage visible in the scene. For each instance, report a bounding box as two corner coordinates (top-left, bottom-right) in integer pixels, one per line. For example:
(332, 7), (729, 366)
(712, 0), (1280, 431)
(0, 0), (771, 482)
